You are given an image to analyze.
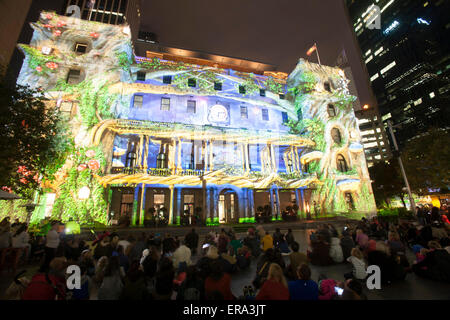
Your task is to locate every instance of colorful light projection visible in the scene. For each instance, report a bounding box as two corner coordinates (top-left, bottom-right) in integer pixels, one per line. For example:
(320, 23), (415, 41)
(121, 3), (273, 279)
(14, 11), (376, 226)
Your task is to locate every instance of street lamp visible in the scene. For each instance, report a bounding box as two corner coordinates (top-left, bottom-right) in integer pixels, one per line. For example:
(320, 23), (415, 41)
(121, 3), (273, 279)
(386, 120), (416, 214)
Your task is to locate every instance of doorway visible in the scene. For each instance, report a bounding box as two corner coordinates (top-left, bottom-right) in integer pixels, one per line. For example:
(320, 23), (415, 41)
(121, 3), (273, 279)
(218, 189), (238, 223)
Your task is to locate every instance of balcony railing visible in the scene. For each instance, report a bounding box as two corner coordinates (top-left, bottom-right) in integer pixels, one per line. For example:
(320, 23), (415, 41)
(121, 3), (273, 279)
(110, 167), (313, 180)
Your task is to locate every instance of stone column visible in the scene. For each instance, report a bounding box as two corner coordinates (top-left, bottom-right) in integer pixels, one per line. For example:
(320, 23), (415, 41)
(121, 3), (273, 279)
(248, 189), (255, 218)
(295, 188), (301, 218)
(139, 184), (146, 225)
(274, 187), (280, 219)
(269, 188), (274, 219)
(169, 185), (175, 225)
(176, 187), (182, 225)
(132, 186), (139, 226)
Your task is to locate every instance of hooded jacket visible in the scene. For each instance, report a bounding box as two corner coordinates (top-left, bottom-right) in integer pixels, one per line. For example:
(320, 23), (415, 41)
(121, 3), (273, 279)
(329, 237), (344, 263)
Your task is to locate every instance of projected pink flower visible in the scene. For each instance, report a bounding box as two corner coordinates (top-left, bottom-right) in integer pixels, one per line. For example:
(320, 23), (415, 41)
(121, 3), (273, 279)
(88, 160), (100, 171)
(36, 66), (43, 72)
(45, 62), (58, 70)
(53, 30), (62, 37)
(43, 24), (53, 29)
(77, 164), (88, 171)
(46, 14), (53, 20)
(90, 32), (99, 39)
(2, 186), (12, 193)
(57, 21), (66, 28)
(19, 178), (28, 184)
(85, 149), (96, 158)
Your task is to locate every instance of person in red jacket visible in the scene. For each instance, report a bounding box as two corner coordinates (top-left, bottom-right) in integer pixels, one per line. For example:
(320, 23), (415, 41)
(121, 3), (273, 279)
(255, 263), (289, 300)
(204, 260), (235, 300)
(22, 257), (67, 300)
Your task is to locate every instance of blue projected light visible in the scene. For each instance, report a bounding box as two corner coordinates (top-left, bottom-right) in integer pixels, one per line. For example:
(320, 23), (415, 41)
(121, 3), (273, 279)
(417, 18), (430, 25)
(383, 20), (400, 35)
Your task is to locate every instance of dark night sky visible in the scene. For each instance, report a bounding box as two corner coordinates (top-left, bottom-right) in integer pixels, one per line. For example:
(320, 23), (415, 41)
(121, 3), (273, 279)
(139, 0), (377, 109)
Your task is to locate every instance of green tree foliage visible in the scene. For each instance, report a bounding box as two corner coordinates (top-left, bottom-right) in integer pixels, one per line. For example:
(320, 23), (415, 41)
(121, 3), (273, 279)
(401, 128), (450, 193)
(0, 77), (71, 199)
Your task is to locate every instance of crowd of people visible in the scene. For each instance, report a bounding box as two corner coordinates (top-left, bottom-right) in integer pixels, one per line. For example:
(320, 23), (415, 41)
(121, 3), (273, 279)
(0, 205), (449, 300)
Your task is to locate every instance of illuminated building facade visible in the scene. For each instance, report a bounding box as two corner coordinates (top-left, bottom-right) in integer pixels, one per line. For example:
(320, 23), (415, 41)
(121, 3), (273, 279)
(346, 0), (450, 149)
(17, 12), (376, 226)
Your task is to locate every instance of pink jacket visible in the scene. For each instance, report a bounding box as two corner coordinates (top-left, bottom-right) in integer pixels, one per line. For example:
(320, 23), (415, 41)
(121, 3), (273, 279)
(318, 279), (336, 300)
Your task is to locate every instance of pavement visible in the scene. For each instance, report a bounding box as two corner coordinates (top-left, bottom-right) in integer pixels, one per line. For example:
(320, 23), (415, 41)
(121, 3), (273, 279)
(1, 219), (449, 300)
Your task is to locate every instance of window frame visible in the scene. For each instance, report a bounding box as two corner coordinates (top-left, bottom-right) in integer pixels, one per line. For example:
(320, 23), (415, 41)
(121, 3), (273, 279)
(240, 106), (248, 119)
(161, 97), (170, 111)
(262, 109), (269, 121)
(187, 100), (196, 113)
(133, 95), (144, 108)
(137, 71), (146, 81)
(66, 69), (82, 84)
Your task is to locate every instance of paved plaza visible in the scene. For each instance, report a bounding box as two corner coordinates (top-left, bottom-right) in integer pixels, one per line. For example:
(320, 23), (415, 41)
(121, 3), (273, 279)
(1, 220), (449, 300)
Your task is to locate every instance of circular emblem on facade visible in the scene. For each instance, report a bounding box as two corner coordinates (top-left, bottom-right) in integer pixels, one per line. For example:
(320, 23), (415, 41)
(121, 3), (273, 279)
(208, 104), (229, 123)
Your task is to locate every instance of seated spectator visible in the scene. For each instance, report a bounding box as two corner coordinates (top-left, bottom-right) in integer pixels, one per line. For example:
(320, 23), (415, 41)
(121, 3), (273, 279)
(340, 229), (355, 261)
(154, 257), (175, 300)
(218, 229), (230, 254)
(387, 231), (405, 256)
(205, 260), (235, 300)
(255, 263), (289, 300)
(355, 229), (369, 251)
(329, 236), (344, 263)
(98, 256), (123, 300)
(243, 229), (261, 257)
(318, 278), (337, 300)
(70, 265), (92, 300)
(345, 248), (366, 281)
(412, 241), (450, 282)
(177, 266), (204, 300)
(22, 257), (68, 300)
(367, 242), (397, 284)
(120, 260), (150, 300)
(236, 246), (251, 270)
(308, 235), (333, 266)
(288, 264), (318, 300)
(286, 242), (308, 280)
(337, 279), (366, 300)
(197, 245), (219, 280)
(220, 248), (237, 274)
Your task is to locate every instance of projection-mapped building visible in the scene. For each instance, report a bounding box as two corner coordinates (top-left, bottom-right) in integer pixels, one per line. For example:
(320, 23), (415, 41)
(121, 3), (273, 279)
(17, 12), (376, 226)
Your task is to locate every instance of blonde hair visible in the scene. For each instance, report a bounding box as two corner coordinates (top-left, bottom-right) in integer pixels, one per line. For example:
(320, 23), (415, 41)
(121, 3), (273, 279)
(388, 232), (400, 241)
(428, 241), (441, 249)
(351, 247), (363, 260)
(267, 263), (288, 288)
(375, 241), (391, 255)
(206, 245), (219, 259)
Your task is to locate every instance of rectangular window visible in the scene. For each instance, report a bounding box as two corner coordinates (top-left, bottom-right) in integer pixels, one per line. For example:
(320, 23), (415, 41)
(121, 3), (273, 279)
(187, 100), (196, 113)
(380, 61), (396, 74)
(262, 109), (269, 121)
(66, 69), (81, 84)
(188, 78), (196, 87)
(75, 43), (87, 54)
(137, 71), (146, 81)
(163, 75), (172, 84)
(281, 112), (288, 123)
(133, 95), (143, 108)
(240, 106), (248, 119)
(260, 89), (266, 97)
(279, 93), (285, 100)
(214, 82), (222, 91)
(161, 97), (170, 111)
(239, 85), (246, 94)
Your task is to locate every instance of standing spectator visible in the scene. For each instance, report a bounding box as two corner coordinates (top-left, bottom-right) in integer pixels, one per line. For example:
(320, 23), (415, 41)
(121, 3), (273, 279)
(120, 260), (150, 300)
(40, 221), (60, 272)
(185, 228), (199, 255)
(162, 233), (176, 256)
(229, 235), (243, 256)
(0, 220), (11, 249)
(308, 235), (333, 266)
(93, 234), (113, 260)
(11, 223), (30, 260)
(154, 257), (175, 300)
(262, 232), (274, 252)
(285, 229), (295, 248)
(255, 263), (289, 300)
(177, 266), (205, 300)
(172, 239), (192, 270)
(218, 229), (230, 254)
(272, 228), (283, 248)
(288, 264), (318, 300)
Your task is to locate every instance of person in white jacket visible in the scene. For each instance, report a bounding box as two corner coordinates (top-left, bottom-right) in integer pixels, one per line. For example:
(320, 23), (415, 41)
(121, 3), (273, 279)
(172, 240), (192, 270)
(329, 237), (344, 263)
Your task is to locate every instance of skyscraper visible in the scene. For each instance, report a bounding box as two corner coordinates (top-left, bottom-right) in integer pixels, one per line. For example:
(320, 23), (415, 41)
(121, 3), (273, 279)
(346, 0), (450, 150)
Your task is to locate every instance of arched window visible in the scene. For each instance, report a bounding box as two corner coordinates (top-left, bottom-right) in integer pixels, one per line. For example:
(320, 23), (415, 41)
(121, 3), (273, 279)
(327, 104), (336, 117)
(345, 192), (355, 210)
(336, 154), (348, 172)
(331, 128), (342, 144)
(125, 151), (137, 168)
